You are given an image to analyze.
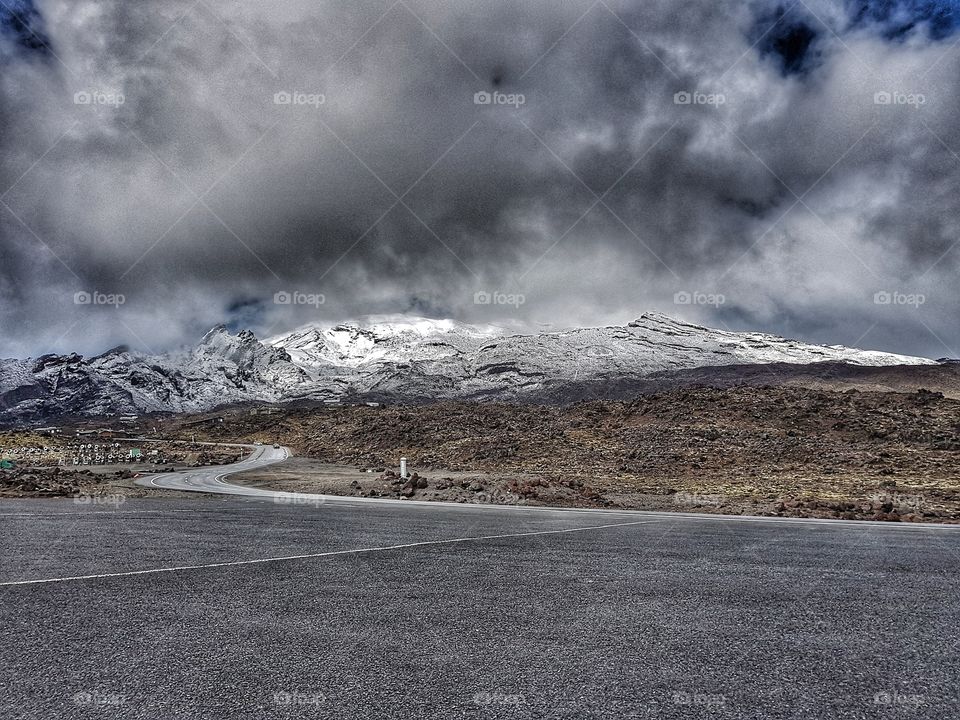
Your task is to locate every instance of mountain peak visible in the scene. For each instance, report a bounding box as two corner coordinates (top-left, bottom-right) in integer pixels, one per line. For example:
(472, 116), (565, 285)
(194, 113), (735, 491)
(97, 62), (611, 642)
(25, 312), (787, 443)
(266, 315), (508, 370)
(280, 315), (507, 338)
(630, 311), (704, 329)
(634, 311), (676, 322)
(0, 314), (937, 423)
(200, 324), (231, 343)
(92, 344), (132, 360)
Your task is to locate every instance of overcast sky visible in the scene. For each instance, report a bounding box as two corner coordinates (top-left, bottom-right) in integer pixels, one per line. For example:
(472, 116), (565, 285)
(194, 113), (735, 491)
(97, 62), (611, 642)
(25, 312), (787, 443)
(0, 0), (957, 359)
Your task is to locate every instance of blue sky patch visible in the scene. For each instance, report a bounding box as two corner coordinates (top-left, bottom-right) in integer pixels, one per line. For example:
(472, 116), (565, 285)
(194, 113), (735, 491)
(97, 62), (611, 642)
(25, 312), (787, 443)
(0, 0), (52, 55)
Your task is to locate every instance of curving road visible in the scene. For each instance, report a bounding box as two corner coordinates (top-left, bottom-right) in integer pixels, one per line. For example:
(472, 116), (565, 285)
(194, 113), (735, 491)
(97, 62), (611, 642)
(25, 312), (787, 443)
(136, 442), (960, 527)
(135, 443), (295, 499)
(4, 443), (960, 719)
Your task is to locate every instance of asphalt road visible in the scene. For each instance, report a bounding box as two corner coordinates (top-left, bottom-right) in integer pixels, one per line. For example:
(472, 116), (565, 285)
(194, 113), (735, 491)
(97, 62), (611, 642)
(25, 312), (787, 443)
(2, 450), (959, 719)
(134, 443), (294, 498)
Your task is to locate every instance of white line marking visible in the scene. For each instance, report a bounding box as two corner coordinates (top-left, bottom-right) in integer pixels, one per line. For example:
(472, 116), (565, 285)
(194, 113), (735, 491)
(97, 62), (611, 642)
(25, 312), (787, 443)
(0, 508), (260, 518)
(0, 520), (656, 587)
(0, 511), (186, 518)
(3, 504), (956, 530)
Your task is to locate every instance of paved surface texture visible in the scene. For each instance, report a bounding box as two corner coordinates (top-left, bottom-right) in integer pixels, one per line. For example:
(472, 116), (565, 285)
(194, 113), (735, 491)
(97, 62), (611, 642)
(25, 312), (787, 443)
(2, 452), (960, 718)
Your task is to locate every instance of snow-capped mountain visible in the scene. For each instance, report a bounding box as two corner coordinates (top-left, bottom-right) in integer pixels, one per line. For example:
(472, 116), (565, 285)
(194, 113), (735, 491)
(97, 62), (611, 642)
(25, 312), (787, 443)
(0, 326), (312, 423)
(267, 316), (506, 370)
(0, 313), (937, 423)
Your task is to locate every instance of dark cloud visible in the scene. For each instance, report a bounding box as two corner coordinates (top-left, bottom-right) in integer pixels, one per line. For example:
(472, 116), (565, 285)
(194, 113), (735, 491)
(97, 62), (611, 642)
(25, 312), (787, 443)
(0, 0), (52, 55)
(0, 0), (957, 360)
(848, 0), (960, 40)
(752, 5), (822, 75)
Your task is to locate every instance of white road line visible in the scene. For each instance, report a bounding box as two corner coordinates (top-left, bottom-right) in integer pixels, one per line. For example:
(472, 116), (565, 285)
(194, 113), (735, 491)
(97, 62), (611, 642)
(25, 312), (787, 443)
(0, 507), (263, 518)
(0, 519), (656, 587)
(0, 511), (195, 518)
(1, 507), (955, 530)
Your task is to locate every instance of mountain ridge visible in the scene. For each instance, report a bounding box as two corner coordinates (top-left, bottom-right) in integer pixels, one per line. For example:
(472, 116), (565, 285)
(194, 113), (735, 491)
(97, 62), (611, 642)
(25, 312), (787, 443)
(0, 313), (938, 424)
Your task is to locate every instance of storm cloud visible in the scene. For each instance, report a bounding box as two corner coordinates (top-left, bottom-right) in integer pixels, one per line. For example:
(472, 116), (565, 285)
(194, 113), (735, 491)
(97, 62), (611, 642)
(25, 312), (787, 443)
(0, 0), (957, 358)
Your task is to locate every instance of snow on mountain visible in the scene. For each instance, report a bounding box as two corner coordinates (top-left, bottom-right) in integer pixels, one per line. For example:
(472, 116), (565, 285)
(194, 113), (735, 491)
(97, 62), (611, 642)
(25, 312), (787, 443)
(466, 312), (932, 380)
(266, 316), (507, 370)
(0, 325), (313, 423)
(0, 313), (936, 422)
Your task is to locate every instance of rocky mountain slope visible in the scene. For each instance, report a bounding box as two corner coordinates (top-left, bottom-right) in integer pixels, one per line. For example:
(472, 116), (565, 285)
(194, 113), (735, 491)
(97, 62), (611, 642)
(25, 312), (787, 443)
(185, 386), (960, 522)
(0, 313), (939, 423)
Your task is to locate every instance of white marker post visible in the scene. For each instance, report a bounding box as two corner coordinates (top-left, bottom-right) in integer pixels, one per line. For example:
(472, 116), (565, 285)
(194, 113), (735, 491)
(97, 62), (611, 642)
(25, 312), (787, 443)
(400, 457), (407, 479)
